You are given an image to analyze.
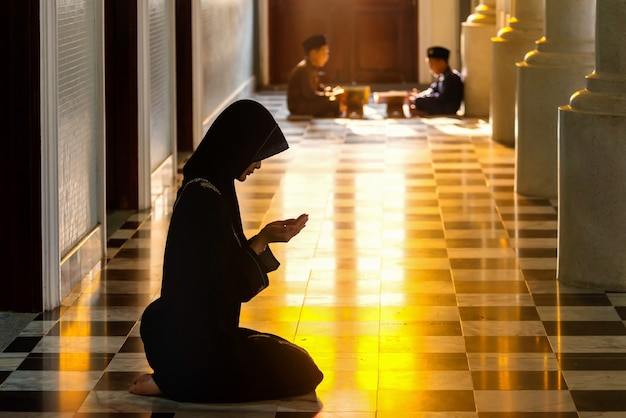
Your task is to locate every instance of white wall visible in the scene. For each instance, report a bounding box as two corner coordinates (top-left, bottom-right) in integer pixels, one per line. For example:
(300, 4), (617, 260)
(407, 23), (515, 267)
(41, 0), (106, 309)
(56, 0), (101, 257)
(418, 0), (462, 84)
(196, 0), (256, 140)
(147, 0), (176, 173)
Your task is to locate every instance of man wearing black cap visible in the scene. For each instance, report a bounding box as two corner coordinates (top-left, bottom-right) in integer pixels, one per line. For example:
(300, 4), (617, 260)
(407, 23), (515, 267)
(409, 46), (464, 116)
(287, 34), (344, 117)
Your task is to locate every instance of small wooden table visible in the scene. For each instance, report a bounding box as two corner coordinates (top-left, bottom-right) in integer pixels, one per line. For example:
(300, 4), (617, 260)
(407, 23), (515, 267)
(339, 85), (371, 118)
(373, 90), (410, 118)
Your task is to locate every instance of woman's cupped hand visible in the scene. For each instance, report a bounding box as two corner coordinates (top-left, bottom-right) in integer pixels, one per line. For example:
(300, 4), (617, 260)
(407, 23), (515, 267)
(250, 213), (308, 254)
(262, 213), (308, 243)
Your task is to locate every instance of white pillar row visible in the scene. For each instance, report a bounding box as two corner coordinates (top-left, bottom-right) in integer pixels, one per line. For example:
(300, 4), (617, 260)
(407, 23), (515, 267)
(490, 0), (544, 146)
(558, 0), (626, 291)
(461, 0), (498, 118)
(515, 0), (596, 198)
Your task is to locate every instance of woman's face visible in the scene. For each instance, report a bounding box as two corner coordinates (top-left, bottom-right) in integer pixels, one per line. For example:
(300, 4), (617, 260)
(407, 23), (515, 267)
(237, 161), (262, 182)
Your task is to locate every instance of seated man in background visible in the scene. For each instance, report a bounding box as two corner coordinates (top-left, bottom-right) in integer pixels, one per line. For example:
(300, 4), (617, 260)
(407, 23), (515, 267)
(287, 34), (344, 117)
(409, 46), (464, 117)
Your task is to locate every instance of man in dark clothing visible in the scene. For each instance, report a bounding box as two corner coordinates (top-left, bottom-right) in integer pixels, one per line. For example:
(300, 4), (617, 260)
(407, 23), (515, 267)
(409, 46), (464, 116)
(287, 34), (343, 117)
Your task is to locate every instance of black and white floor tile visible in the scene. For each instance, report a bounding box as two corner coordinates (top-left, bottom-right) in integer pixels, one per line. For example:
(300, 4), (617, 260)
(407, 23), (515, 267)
(1, 92), (626, 417)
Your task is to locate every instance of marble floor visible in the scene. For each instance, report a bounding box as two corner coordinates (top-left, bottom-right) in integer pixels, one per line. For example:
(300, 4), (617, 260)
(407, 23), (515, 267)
(2, 93), (626, 417)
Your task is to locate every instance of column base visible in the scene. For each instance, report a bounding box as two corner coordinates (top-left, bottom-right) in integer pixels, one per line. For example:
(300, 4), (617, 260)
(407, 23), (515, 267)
(558, 107), (626, 290)
(515, 62), (591, 198)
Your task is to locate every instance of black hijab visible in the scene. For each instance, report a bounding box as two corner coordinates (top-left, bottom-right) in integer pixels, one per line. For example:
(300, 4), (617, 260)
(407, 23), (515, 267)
(181, 99), (288, 236)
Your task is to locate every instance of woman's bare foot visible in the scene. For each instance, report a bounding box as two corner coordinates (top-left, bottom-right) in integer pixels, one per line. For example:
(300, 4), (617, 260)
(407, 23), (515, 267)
(129, 373), (162, 396)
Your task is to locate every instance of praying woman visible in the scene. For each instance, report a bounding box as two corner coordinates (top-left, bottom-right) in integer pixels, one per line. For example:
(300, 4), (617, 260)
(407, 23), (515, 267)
(129, 99), (323, 402)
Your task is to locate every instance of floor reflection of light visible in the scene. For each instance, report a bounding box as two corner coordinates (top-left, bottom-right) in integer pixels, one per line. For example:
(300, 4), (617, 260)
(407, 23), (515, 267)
(353, 257), (379, 271)
(57, 352), (91, 371)
(346, 122), (386, 137)
(381, 293), (406, 305)
(422, 117), (492, 137)
(383, 229), (406, 240)
(59, 320), (90, 338)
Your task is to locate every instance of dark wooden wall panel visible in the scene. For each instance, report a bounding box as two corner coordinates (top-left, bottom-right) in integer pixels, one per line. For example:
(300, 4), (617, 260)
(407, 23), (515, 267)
(269, 0), (417, 85)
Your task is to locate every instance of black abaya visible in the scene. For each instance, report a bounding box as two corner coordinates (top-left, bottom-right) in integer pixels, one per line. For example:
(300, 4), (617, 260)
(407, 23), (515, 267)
(139, 100), (323, 403)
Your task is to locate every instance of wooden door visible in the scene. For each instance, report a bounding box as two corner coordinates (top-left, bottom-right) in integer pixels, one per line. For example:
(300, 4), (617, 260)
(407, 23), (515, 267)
(269, 0), (417, 85)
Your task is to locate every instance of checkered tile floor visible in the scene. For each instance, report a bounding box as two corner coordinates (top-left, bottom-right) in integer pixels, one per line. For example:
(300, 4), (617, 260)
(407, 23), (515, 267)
(2, 92), (626, 417)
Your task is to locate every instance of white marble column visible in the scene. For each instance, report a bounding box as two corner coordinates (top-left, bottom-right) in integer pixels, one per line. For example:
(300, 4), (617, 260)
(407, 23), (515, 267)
(461, 0), (498, 118)
(515, 0), (595, 198)
(490, 0), (544, 146)
(558, 0), (626, 290)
